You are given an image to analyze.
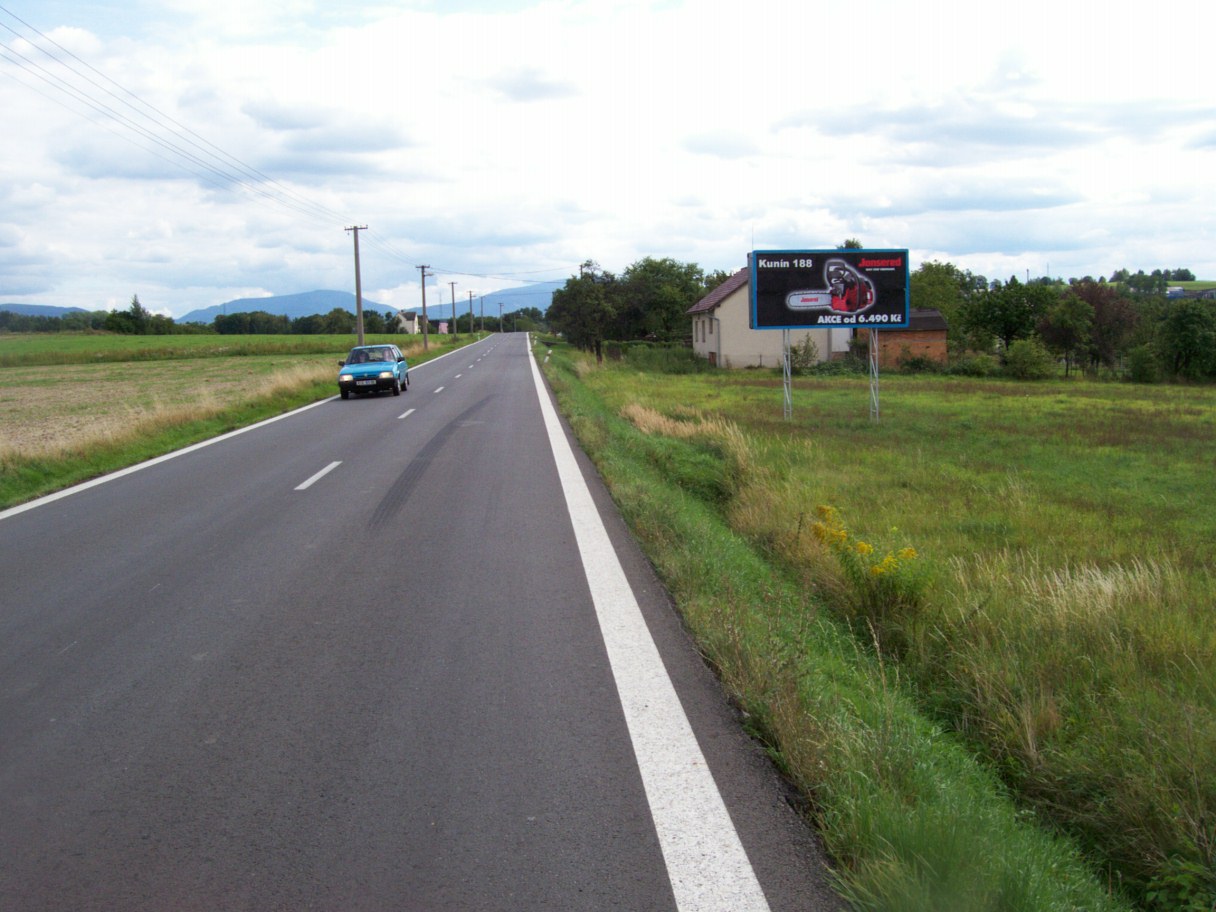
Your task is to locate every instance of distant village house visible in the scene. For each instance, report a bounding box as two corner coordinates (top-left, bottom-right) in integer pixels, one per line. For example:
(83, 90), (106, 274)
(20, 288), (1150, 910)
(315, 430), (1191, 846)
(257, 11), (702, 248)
(393, 311), (422, 333)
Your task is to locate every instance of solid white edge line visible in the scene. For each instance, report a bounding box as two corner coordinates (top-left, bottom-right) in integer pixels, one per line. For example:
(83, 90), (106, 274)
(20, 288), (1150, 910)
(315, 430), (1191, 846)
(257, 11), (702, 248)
(295, 461), (342, 491)
(0, 336), (494, 524)
(526, 338), (771, 911)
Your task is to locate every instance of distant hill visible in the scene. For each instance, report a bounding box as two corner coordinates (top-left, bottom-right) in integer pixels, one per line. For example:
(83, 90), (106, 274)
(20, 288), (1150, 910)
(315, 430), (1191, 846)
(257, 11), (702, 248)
(178, 290), (395, 324)
(383, 280), (562, 324)
(473, 281), (562, 317)
(0, 303), (90, 317)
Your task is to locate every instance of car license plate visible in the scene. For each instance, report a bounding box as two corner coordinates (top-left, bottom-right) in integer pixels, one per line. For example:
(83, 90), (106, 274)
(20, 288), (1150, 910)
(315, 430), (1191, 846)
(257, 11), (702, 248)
(356, 379), (375, 386)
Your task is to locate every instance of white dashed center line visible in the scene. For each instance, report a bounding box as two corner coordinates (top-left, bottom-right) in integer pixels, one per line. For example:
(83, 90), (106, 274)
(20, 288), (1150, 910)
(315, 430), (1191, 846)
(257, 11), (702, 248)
(295, 461), (341, 491)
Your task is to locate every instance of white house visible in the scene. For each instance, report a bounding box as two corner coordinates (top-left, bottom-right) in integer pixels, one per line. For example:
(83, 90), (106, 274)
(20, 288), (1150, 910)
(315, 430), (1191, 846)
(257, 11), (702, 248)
(393, 310), (422, 333)
(686, 268), (852, 367)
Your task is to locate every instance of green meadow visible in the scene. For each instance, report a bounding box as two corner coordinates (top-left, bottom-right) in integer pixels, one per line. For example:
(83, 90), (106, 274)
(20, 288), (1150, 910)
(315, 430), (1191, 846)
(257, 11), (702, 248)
(541, 343), (1215, 911)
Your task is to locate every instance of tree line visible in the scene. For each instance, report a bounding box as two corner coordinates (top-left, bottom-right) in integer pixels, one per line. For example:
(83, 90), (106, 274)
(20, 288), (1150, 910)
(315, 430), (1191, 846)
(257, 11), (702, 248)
(546, 257), (733, 361)
(910, 262), (1216, 381)
(0, 296), (544, 337)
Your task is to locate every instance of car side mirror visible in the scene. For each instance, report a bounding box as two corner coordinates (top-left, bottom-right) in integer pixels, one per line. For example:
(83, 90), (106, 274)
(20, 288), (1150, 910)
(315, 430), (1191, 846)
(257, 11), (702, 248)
(338, 359), (347, 367)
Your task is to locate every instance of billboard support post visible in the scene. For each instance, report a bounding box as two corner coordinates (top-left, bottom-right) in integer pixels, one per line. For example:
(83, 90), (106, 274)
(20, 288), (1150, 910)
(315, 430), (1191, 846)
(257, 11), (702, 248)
(782, 329), (793, 420)
(869, 329), (880, 422)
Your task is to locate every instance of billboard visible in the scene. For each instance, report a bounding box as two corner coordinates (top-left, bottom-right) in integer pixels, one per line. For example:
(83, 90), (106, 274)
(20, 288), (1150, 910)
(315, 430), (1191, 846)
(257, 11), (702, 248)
(750, 249), (910, 329)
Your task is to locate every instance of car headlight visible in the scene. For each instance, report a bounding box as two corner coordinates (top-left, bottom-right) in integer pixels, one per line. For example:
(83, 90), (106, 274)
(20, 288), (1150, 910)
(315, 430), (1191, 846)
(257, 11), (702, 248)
(378, 371), (393, 379)
(339, 373), (354, 382)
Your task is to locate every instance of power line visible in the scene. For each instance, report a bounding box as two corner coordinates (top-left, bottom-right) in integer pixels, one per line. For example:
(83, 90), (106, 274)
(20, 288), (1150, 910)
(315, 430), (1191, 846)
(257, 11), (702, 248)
(0, 18), (354, 230)
(0, 6), (578, 292)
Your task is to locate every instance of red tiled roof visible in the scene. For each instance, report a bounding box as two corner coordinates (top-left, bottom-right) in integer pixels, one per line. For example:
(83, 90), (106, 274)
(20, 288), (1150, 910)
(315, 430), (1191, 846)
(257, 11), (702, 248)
(687, 267), (748, 315)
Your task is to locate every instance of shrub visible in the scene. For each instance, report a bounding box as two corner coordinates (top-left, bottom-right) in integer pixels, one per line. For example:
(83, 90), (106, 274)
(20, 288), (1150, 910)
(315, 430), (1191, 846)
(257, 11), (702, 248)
(1125, 344), (1160, 384)
(789, 336), (820, 374)
(1003, 339), (1057, 380)
(811, 505), (931, 657)
(895, 353), (943, 374)
(947, 353), (1001, 377)
(622, 343), (709, 374)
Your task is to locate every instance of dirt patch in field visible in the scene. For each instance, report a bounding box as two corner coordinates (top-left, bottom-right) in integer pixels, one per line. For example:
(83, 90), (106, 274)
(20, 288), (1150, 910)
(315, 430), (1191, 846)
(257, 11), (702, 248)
(0, 356), (332, 457)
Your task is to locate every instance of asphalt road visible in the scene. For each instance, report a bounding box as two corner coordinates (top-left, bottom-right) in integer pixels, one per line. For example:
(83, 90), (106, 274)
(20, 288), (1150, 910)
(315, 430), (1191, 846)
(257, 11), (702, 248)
(0, 335), (841, 911)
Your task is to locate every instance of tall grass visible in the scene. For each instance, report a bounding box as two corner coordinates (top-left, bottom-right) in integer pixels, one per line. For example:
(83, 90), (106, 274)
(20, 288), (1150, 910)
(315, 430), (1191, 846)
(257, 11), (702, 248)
(549, 348), (1216, 910)
(543, 345), (1132, 911)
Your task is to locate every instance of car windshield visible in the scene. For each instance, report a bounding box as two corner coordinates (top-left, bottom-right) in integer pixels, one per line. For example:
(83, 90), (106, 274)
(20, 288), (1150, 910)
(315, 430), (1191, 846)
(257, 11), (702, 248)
(347, 347), (394, 364)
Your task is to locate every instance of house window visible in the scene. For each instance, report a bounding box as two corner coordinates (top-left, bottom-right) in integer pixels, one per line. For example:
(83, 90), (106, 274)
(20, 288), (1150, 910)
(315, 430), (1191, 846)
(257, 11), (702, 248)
(708, 319), (713, 335)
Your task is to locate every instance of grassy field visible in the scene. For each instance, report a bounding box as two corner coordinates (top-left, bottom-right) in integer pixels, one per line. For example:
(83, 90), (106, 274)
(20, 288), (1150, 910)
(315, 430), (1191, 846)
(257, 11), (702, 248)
(0, 332), (470, 507)
(0, 331), (412, 367)
(540, 343), (1215, 911)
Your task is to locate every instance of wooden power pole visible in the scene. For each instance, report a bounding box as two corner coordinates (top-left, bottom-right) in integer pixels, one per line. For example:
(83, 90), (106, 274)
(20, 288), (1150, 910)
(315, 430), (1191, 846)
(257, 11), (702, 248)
(345, 225), (367, 345)
(416, 264), (431, 350)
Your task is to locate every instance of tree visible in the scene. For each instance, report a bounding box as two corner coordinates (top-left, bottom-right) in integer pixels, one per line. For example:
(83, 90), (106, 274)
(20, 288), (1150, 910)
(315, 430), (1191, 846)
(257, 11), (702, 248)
(616, 257), (705, 342)
(362, 310), (386, 334)
(962, 277), (1057, 354)
(1067, 280), (1137, 370)
(703, 269), (734, 295)
(1158, 300), (1216, 379)
(909, 260), (986, 342)
(547, 262), (617, 361)
(838, 238), (863, 249)
(1124, 269), (1169, 296)
(105, 295), (152, 334)
(1037, 294), (1093, 377)
(321, 308), (356, 334)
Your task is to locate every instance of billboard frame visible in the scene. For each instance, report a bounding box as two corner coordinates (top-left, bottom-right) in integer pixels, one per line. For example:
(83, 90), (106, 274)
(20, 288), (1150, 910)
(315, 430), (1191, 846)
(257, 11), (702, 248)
(749, 248), (910, 331)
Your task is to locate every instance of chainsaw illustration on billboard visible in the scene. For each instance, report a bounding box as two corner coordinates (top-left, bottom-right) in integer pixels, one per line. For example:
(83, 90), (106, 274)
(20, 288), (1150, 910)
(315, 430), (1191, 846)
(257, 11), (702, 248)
(785, 259), (877, 314)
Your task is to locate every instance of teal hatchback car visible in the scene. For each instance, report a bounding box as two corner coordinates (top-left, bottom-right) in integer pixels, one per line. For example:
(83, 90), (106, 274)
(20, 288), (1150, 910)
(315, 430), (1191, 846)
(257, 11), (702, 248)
(337, 344), (409, 399)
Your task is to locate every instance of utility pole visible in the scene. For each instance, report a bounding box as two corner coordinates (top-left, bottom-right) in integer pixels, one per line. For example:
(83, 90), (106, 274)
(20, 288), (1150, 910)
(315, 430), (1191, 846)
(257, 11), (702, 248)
(498, 302), (503, 333)
(448, 281), (457, 335)
(346, 225), (368, 345)
(479, 295), (484, 334)
(467, 290), (474, 338)
(416, 264), (431, 350)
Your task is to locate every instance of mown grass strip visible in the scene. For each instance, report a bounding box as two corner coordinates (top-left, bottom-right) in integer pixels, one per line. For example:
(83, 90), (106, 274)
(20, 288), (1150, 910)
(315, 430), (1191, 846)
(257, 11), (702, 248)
(540, 342), (1130, 912)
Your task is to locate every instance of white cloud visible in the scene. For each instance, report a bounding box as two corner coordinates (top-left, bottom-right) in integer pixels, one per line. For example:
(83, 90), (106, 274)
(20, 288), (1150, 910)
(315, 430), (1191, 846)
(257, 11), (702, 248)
(1, 0), (1214, 316)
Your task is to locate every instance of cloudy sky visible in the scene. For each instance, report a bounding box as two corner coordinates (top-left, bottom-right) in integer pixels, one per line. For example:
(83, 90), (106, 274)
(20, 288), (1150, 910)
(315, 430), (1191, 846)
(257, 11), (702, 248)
(2, 0), (1213, 317)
